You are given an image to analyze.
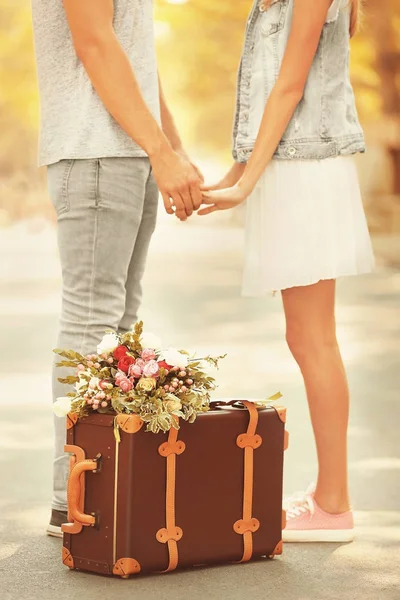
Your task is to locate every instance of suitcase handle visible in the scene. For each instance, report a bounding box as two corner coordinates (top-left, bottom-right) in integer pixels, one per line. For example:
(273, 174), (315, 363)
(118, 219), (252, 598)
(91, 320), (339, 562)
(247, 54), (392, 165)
(210, 400), (248, 410)
(66, 456), (100, 528)
(210, 393), (282, 411)
(210, 400), (269, 410)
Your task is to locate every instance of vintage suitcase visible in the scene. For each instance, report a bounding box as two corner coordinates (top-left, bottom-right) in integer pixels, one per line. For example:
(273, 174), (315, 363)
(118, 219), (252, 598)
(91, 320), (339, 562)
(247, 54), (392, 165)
(61, 400), (288, 577)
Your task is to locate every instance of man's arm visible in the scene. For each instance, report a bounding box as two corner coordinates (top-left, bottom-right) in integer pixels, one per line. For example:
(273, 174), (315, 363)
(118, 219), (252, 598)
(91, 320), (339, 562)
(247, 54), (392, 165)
(158, 75), (203, 206)
(63, 0), (200, 219)
(158, 74), (183, 154)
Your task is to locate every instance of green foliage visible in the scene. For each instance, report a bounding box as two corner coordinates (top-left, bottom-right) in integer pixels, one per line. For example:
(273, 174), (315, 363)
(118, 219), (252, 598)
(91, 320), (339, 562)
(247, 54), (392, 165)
(57, 375), (79, 385)
(54, 321), (225, 434)
(120, 321), (144, 354)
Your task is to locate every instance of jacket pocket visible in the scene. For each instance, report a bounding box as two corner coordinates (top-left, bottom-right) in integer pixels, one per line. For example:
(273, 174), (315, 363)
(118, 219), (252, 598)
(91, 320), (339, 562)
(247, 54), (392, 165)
(47, 159), (75, 216)
(260, 0), (288, 37)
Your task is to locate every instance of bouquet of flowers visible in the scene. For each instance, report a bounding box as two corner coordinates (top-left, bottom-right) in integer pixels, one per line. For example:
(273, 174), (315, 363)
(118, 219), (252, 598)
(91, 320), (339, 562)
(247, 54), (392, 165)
(52, 322), (225, 433)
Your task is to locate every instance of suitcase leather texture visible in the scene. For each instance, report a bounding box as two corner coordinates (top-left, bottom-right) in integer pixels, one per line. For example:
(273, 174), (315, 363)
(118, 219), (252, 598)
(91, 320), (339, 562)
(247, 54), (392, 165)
(62, 401), (288, 577)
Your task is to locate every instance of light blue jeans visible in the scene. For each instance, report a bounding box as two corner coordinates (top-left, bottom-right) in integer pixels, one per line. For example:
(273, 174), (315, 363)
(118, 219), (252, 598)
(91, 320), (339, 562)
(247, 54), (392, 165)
(47, 157), (158, 510)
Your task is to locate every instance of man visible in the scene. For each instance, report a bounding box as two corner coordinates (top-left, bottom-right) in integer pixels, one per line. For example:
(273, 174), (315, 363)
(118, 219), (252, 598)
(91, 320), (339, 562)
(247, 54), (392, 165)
(31, 0), (202, 537)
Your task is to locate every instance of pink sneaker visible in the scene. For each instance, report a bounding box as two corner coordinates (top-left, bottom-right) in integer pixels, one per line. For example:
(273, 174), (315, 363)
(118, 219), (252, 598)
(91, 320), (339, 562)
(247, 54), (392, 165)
(283, 488), (354, 543)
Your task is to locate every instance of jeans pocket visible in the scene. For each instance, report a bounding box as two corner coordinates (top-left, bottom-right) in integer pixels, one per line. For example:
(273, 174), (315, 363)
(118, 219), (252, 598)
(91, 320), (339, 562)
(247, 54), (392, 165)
(47, 159), (75, 216)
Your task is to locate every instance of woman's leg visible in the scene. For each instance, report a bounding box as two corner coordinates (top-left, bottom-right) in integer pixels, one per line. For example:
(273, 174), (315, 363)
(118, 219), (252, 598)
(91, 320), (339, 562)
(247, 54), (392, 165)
(282, 279), (350, 514)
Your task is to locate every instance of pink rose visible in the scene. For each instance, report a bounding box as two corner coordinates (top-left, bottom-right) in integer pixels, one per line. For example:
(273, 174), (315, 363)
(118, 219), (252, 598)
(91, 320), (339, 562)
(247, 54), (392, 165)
(119, 378), (133, 393)
(141, 348), (156, 361)
(129, 363), (143, 378)
(115, 370), (126, 385)
(142, 359), (160, 378)
(136, 358), (145, 368)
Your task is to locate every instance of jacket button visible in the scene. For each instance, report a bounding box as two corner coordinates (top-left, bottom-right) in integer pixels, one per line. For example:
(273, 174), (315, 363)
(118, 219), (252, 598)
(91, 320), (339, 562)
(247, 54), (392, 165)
(288, 147), (297, 156)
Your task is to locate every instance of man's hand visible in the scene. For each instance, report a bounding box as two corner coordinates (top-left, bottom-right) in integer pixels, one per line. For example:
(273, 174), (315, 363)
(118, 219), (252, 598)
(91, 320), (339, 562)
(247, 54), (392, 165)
(175, 148), (204, 184)
(149, 144), (202, 221)
(157, 75), (203, 219)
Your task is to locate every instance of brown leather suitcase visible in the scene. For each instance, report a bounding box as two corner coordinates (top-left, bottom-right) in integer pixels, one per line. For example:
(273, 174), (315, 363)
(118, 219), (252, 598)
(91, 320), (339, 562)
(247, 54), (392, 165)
(62, 400), (288, 577)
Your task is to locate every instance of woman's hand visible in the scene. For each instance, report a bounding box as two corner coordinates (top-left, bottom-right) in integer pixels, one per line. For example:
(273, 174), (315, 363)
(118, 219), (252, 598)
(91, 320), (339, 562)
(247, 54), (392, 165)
(201, 162), (246, 192)
(198, 182), (248, 216)
(197, 162), (249, 215)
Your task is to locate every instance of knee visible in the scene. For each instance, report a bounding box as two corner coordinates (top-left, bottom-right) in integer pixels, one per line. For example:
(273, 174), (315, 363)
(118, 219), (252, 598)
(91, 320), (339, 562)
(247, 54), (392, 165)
(285, 329), (306, 365)
(286, 326), (337, 366)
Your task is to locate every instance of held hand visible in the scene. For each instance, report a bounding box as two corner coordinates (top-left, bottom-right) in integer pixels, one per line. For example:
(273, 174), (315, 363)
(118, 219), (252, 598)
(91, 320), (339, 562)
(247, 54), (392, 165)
(198, 183), (248, 216)
(201, 162), (246, 192)
(175, 147), (205, 185)
(150, 145), (202, 221)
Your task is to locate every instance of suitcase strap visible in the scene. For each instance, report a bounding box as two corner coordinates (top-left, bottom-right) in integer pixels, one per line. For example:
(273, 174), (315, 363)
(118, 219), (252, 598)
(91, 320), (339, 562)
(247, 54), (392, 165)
(156, 419), (186, 572)
(234, 401), (262, 562)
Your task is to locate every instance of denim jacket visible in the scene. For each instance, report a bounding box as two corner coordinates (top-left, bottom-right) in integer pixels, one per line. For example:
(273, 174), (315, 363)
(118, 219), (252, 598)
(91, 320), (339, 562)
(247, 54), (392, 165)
(232, 0), (365, 162)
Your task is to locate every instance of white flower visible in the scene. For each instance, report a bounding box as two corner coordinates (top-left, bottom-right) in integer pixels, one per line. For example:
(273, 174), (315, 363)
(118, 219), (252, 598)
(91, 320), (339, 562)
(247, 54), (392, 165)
(53, 397), (72, 417)
(89, 377), (100, 390)
(140, 331), (162, 351)
(97, 332), (119, 355)
(162, 348), (189, 368)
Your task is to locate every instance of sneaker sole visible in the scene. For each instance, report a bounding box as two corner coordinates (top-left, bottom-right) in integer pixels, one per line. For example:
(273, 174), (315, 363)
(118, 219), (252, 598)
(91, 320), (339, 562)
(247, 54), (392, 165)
(283, 529), (355, 543)
(46, 525), (63, 539)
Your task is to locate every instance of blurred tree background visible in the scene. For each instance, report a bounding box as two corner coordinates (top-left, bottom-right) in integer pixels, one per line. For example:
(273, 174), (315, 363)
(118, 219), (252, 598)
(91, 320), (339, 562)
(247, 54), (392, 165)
(0, 0), (399, 228)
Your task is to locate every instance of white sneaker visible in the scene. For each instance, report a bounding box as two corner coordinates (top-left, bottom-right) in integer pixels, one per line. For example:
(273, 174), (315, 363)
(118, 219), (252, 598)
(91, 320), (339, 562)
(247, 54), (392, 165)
(46, 509), (67, 538)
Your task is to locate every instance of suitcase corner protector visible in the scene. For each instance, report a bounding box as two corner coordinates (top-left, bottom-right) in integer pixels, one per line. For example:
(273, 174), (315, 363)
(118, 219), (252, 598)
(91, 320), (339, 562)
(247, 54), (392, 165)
(66, 412), (79, 430)
(272, 405), (287, 423)
(115, 414), (144, 434)
(268, 540), (283, 558)
(62, 546), (74, 569)
(113, 558), (141, 578)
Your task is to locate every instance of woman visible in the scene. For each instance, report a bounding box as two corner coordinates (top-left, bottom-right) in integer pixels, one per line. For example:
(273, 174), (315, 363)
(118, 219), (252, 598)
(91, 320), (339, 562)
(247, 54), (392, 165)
(200, 0), (374, 542)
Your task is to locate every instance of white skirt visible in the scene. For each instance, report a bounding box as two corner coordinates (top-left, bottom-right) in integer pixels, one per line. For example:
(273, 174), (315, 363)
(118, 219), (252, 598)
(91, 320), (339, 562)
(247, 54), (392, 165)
(242, 156), (375, 296)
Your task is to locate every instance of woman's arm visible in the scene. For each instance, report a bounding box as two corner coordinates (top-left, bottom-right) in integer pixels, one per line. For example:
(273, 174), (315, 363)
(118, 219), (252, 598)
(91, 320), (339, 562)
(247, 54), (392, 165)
(200, 0), (333, 214)
(241, 0), (333, 193)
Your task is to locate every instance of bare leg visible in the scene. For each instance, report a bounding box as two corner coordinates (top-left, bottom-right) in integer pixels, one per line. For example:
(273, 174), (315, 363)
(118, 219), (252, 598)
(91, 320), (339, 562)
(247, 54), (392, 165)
(282, 279), (350, 514)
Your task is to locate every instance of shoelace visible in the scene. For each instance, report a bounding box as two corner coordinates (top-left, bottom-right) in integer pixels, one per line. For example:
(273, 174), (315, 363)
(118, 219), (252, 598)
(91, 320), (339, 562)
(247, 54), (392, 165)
(286, 494), (315, 520)
(283, 483), (316, 509)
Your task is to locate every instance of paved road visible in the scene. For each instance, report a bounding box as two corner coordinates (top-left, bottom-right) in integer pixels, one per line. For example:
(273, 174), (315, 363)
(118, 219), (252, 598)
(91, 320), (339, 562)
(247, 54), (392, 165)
(1, 218), (399, 600)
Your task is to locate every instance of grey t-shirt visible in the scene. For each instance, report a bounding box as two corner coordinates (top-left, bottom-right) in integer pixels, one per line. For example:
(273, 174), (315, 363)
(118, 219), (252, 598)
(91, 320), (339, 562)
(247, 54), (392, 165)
(31, 0), (160, 167)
